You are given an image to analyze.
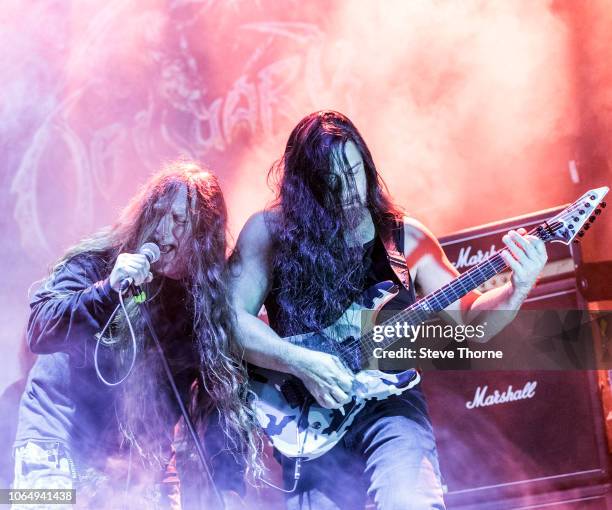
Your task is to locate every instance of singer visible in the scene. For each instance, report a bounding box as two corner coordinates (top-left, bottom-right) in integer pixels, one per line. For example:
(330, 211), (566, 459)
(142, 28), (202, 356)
(12, 160), (260, 508)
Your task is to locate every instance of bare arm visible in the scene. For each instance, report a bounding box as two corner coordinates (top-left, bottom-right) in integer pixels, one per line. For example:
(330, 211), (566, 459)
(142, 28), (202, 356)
(229, 211), (355, 408)
(403, 218), (547, 341)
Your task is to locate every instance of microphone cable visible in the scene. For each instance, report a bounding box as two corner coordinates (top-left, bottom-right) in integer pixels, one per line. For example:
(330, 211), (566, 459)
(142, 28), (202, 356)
(94, 288), (138, 386)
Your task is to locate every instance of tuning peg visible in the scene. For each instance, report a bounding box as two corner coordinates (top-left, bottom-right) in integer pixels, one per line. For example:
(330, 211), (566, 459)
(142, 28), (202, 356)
(590, 194), (597, 200)
(589, 215), (596, 222)
(578, 231), (585, 237)
(595, 209), (602, 215)
(584, 224), (590, 230)
(602, 202), (607, 208)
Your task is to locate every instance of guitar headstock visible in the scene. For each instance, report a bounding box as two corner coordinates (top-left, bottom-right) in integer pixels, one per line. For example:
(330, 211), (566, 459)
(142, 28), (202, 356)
(533, 186), (609, 245)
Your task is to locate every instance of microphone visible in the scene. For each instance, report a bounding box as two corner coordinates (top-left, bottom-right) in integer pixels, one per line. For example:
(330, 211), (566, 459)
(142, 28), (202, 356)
(139, 242), (161, 264)
(119, 242), (161, 292)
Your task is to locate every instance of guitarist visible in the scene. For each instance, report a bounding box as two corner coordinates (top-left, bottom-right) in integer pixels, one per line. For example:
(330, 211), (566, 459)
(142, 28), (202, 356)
(230, 110), (548, 510)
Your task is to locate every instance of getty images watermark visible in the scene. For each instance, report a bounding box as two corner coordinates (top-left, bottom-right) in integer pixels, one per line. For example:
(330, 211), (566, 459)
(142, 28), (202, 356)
(361, 310), (612, 371)
(370, 321), (501, 361)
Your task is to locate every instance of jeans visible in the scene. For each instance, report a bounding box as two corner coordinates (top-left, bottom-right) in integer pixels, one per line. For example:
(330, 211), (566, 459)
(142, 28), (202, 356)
(12, 441), (76, 510)
(282, 389), (446, 510)
(12, 440), (181, 510)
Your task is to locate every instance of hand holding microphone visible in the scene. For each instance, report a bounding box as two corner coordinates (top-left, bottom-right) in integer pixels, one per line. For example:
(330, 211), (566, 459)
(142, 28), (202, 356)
(109, 243), (161, 293)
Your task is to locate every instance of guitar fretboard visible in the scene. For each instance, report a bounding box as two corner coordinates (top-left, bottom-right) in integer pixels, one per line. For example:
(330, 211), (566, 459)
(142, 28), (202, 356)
(343, 242), (521, 361)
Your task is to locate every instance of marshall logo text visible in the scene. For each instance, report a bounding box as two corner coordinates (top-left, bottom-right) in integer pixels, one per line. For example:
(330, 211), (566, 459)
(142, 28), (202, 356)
(452, 244), (497, 269)
(465, 380), (537, 409)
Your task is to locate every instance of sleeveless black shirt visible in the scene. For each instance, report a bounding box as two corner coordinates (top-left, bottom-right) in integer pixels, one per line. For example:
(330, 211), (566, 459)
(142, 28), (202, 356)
(264, 225), (416, 337)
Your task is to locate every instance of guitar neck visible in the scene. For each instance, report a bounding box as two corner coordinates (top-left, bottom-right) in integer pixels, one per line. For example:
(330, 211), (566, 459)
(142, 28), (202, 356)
(371, 250), (509, 352)
(415, 251), (508, 314)
(342, 186), (610, 366)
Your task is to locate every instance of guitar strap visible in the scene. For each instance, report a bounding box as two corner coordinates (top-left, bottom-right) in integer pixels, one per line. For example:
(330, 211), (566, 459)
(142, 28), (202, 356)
(382, 218), (417, 304)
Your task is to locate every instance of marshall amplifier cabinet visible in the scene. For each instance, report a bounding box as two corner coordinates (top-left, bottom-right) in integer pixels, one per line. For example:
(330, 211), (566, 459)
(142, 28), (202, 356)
(405, 206), (612, 509)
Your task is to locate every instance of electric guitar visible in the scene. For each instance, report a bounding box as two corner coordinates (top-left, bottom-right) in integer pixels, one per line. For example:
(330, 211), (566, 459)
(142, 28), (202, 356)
(249, 187), (609, 459)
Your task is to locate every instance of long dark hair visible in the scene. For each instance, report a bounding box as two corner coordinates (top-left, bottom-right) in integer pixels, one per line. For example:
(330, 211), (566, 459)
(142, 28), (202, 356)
(50, 159), (262, 476)
(267, 110), (404, 336)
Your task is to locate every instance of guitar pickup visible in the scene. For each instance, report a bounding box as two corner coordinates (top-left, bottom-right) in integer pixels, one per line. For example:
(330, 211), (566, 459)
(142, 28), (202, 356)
(280, 378), (306, 407)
